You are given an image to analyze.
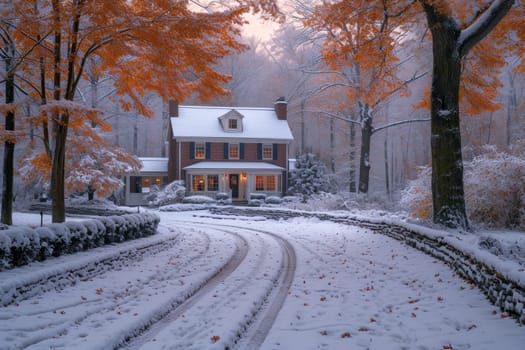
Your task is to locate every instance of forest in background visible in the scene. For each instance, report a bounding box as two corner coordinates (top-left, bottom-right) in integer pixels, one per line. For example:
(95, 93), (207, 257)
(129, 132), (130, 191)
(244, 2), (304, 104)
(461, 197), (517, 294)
(1, 0), (524, 229)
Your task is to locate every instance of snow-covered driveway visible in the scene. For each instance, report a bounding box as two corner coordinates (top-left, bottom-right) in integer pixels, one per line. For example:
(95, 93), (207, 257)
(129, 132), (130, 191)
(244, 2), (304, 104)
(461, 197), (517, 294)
(0, 210), (523, 350)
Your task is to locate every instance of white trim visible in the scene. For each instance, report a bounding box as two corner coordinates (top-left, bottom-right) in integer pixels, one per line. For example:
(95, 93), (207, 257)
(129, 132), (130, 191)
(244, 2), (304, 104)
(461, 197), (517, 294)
(228, 143), (240, 160)
(194, 142), (206, 159)
(183, 161), (285, 171)
(262, 143), (273, 160)
(175, 137), (292, 144)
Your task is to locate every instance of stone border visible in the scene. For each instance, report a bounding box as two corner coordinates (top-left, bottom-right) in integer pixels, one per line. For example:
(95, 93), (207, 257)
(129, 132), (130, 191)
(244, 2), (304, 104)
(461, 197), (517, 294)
(209, 207), (525, 324)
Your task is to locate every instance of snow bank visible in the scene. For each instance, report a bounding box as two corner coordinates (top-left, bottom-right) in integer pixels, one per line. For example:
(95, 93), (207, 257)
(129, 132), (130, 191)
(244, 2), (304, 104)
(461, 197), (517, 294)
(0, 213), (160, 270)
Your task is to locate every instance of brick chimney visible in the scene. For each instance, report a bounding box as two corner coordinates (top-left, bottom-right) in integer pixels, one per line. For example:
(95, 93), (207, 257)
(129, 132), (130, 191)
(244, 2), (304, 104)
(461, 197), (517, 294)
(169, 100), (179, 118)
(274, 97), (287, 120)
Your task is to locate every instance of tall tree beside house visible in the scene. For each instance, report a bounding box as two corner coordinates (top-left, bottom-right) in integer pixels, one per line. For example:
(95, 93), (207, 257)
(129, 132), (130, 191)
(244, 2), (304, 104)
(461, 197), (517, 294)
(19, 103), (141, 200)
(4, 0), (281, 223)
(0, 1), (42, 225)
(305, 0), (524, 229)
(304, 0), (427, 195)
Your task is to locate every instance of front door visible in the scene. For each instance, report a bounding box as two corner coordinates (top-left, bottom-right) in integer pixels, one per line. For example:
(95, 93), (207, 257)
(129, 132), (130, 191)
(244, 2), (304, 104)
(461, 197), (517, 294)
(229, 174), (239, 199)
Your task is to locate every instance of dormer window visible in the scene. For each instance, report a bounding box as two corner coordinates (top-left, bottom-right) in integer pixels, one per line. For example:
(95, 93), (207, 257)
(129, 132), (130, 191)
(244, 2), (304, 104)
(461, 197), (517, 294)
(219, 109), (243, 132)
(228, 118), (238, 130)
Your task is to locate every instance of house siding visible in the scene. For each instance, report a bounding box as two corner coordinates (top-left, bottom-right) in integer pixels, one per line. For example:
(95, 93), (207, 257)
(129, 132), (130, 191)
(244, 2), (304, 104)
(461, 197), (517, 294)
(177, 141), (287, 168)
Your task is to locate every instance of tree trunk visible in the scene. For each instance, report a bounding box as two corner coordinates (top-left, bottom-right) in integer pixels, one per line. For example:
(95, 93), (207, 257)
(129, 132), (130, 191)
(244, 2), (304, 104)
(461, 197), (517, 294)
(349, 121), (356, 192)
(88, 184), (95, 201)
(1, 66), (15, 225)
(384, 133), (390, 201)
(358, 102), (372, 193)
(51, 121), (68, 223)
(330, 117), (335, 173)
(426, 14), (469, 229)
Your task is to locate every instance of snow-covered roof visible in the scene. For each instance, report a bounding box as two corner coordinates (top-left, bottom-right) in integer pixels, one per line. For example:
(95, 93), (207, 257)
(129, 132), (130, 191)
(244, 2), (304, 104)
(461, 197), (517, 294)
(183, 161), (285, 171)
(170, 105), (293, 142)
(139, 157), (168, 173)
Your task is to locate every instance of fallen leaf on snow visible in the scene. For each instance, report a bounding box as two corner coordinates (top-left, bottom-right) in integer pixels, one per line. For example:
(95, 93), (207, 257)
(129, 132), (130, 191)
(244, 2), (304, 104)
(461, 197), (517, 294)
(211, 335), (220, 343)
(95, 288), (104, 295)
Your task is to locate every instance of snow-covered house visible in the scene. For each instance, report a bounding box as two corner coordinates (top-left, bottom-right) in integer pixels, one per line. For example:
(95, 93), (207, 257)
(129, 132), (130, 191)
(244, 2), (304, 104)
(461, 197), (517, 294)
(123, 99), (294, 205)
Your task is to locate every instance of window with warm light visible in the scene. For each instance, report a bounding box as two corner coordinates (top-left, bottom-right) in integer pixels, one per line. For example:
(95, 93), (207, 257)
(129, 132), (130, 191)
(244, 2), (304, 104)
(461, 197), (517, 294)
(195, 142), (205, 159)
(254, 175), (280, 192)
(267, 176), (276, 191)
(207, 175), (219, 191)
(262, 144), (273, 160)
(192, 175), (205, 191)
(255, 176), (265, 191)
(229, 143), (239, 159)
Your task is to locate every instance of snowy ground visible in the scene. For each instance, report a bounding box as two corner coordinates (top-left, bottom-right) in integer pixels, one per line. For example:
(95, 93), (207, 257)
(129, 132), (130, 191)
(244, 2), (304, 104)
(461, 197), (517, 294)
(1, 209), (524, 349)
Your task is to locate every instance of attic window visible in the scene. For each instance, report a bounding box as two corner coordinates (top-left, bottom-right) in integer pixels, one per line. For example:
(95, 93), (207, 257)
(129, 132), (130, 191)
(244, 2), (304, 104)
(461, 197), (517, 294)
(219, 110), (243, 132)
(228, 119), (238, 129)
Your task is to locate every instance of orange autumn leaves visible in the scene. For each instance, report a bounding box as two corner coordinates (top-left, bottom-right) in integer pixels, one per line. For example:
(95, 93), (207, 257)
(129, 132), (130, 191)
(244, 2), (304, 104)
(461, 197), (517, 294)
(3, 0), (281, 208)
(305, 0), (524, 115)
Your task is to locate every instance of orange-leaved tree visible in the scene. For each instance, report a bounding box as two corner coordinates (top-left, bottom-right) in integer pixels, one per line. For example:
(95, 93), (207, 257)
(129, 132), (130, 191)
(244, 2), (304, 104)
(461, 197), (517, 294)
(19, 104), (141, 200)
(305, 0), (426, 194)
(306, 0), (524, 229)
(7, 0), (281, 222)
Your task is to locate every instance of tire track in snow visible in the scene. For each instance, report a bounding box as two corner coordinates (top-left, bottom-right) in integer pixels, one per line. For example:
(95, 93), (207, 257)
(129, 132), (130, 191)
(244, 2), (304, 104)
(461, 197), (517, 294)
(119, 224), (250, 350)
(167, 220), (297, 350)
(0, 228), (182, 306)
(2, 226), (245, 350)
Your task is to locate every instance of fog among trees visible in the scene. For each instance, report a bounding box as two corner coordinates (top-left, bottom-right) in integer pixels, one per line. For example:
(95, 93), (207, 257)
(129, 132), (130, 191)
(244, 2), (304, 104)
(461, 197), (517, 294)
(1, 0), (524, 229)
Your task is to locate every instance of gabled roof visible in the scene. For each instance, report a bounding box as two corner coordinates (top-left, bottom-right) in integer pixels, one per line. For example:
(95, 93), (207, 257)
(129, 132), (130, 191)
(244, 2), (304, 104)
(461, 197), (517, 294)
(170, 105), (293, 142)
(218, 109), (244, 132)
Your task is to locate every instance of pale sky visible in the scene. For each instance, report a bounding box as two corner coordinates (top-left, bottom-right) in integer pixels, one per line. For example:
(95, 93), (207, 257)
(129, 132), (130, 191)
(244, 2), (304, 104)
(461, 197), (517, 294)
(242, 12), (280, 42)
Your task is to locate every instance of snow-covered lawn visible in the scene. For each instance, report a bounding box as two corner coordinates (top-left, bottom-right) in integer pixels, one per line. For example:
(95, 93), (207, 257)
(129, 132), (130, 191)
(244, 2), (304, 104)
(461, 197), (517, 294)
(1, 210), (523, 349)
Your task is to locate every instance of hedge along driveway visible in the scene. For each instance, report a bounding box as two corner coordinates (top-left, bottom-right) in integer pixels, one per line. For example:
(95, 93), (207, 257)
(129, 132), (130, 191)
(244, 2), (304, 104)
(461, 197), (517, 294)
(0, 213), (160, 270)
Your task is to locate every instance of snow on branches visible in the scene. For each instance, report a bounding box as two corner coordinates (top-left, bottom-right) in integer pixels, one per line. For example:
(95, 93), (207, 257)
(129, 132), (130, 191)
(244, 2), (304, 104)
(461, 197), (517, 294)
(401, 145), (525, 229)
(288, 153), (330, 202)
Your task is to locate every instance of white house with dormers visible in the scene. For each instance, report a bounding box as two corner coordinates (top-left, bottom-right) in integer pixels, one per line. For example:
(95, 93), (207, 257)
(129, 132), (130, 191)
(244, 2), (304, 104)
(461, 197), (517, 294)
(123, 98), (293, 205)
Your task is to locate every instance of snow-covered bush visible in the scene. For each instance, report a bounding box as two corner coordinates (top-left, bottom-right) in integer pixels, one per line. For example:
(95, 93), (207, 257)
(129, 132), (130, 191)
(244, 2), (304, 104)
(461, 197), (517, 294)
(465, 145), (525, 228)
(281, 192), (344, 211)
(401, 145), (525, 229)
(182, 195), (216, 204)
(265, 196), (283, 205)
(46, 223), (71, 257)
(215, 192), (232, 205)
(248, 199), (263, 206)
(4, 228), (37, 266)
(399, 166), (433, 220)
(34, 227), (56, 261)
(65, 221), (88, 253)
(250, 193), (267, 201)
(147, 181), (186, 206)
(0, 212), (160, 270)
(288, 153), (330, 202)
